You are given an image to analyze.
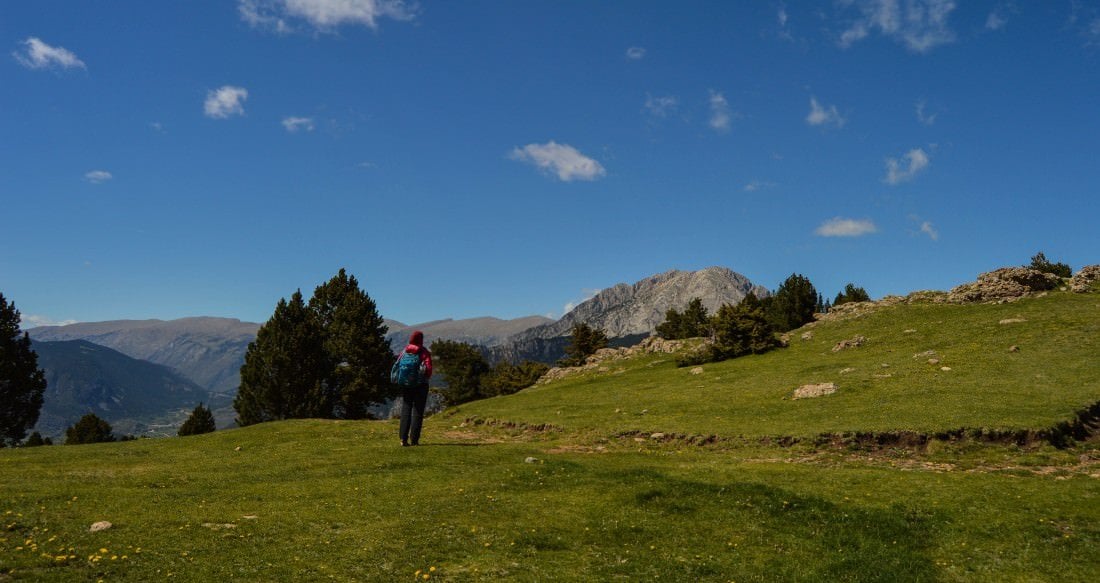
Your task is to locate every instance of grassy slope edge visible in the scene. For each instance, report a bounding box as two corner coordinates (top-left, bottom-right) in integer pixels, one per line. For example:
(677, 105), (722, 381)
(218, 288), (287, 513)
(451, 290), (1100, 440)
(1, 289), (1097, 582)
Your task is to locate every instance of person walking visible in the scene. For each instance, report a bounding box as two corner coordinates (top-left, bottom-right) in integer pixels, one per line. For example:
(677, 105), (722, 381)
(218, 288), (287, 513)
(393, 330), (432, 446)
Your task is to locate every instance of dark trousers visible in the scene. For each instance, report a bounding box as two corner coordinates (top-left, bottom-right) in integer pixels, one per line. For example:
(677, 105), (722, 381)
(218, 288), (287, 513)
(399, 384), (429, 444)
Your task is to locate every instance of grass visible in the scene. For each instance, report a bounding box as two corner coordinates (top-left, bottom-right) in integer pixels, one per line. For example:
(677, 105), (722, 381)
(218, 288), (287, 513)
(2, 420), (1098, 582)
(2, 289), (1098, 581)
(451, 290), (1100, 438)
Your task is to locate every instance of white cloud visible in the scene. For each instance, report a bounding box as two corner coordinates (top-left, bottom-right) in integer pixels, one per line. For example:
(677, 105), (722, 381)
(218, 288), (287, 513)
(920, 220), (939, 240)
(884, 147), (930, 184)
(21, 315), (78, 329)
(806, 96), (846, 128)
(743, 180), (775, 192)
(149, 121), (165, 133)
(778, 7), (789, 27)
(626, 46), (646, 60)
(282, 116), (315, 132)
(240, 0), (417, 32)
(915, 99), (937, 125)
(510, 141), (606, 182)
(84, 170), (113, 184)
(708, 90), (731, 132)
(13, 37), (86, 70)
(838, 0), (957, 53)
(204, 86), (248, 119)
(644, 94), (679, 118)
(985, 11), (1007, 30)
(563, 288), (602, 316)
(815, 217), (878, 237)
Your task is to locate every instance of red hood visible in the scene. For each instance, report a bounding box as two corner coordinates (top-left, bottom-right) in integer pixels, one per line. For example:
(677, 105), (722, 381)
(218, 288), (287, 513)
(405, 344), (421, 354)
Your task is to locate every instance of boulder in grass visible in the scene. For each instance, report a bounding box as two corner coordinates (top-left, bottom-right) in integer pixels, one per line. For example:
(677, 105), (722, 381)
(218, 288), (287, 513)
(792, 383), (837, 399)
(89, 521), (112, 532)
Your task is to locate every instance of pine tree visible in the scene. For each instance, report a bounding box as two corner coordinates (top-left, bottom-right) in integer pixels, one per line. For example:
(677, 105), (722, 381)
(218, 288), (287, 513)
(710, 301), (779, 360)
(656, 298), (710, 340)
(833, 283), (870, 306)
(765, 274), (818, 332)
(1029, 252), (1072, 278)
(64, 413), (115, 445)
(308, 269), (393, 419)
(481, 360), (549, 397)
(23, 431), (51, 447)
(559, 323), (608, 367)
(178, 403), (216, 436)
(0, 293), (47, 447)
(431, 340), (490, 405)
(234, 290), (329, 426)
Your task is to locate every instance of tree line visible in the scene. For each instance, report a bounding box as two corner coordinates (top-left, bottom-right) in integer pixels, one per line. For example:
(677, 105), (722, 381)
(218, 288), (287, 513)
(1, 252), (1076, 445)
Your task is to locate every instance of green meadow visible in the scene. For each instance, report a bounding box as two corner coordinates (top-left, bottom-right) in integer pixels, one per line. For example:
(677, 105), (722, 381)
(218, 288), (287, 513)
(2, 289), (1098, 582)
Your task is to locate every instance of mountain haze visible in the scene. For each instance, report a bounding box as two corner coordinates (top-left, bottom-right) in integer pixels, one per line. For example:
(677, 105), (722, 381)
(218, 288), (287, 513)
(31, 340), (223, 439)
(28, 317), (259, 396)
(386, 315), (554, 349)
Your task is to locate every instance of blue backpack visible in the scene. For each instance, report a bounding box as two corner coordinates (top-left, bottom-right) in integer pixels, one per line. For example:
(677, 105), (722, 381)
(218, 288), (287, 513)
(391, 351), (424, 387)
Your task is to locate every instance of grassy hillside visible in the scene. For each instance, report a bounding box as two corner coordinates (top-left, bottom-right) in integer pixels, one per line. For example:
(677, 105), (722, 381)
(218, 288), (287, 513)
(1, 420), (1097, 582)
(2, 289), (1098, 581)
(452, 290), (1099, 439)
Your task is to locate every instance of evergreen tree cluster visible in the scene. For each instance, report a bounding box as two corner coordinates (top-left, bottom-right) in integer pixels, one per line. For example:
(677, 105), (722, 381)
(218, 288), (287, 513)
(178, 403), (216, 436)
(234, 269), (393, 426)
(762, 273), (818, 332)
(558, 323), (609, 367)
(833, 283), (871, 307)
(0, 293), (47, 448)
(655, 298), (710, 340)
(431, 340), (548, 406)
(1029, 251), (1072, 278)
(64, 413), (115, 445)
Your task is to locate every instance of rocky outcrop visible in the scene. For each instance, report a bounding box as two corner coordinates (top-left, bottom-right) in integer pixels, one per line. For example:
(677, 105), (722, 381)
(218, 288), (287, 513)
(816, 266), (1071, 324)
(536, 336), (695, 385)
(498, 267), (766, 363)
(1070, 265), (1100, 293)
(945, 267), (1061, 304)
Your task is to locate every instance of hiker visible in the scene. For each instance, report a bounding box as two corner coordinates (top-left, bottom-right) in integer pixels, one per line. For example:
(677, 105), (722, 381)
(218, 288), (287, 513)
(393, 330), (432, 446)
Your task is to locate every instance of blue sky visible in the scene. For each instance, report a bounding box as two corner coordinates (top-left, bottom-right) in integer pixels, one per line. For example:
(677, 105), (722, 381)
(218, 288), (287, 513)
(3, 1), (1099, 328)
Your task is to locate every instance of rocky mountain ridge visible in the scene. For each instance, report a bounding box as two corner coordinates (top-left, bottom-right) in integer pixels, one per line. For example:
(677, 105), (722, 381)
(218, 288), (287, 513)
(492, 267), (767, 363)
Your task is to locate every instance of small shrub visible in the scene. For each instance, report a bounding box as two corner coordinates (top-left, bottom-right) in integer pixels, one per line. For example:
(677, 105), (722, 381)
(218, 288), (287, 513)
(1029, 251), (1072, 278)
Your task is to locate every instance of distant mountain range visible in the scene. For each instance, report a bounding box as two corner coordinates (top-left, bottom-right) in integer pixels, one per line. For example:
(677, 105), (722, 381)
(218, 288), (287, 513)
(26, 266), (765, 434)
(31, 340), (229, 439)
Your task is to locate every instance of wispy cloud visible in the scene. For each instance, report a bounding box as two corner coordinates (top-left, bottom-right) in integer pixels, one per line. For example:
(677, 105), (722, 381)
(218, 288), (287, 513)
(884, 147), (930, 185)
(84, 170), (113, 184)
(644, 94), (679, 118)
(563, 288), (602, 316)
(920, 220), (939, 240)
(915, 99), (938, 125)
(708, 90), (731, 133)
(743, 180), (775, 192)
(985, 11), (1007, 30)
(837, 0), (957, 53)
(806, 96), (846, 128)
(510, 141), (606, 182)
(21, 314), (78, 329)
(13, 37), (86, 70)
(204, 86), (248, 119)
(625, 46), (646, 60)
(985, 2), (1018, 31)
(240, 0), (418, 33)
(815, 217), (878, 237)
(282, 116), (315, 132)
